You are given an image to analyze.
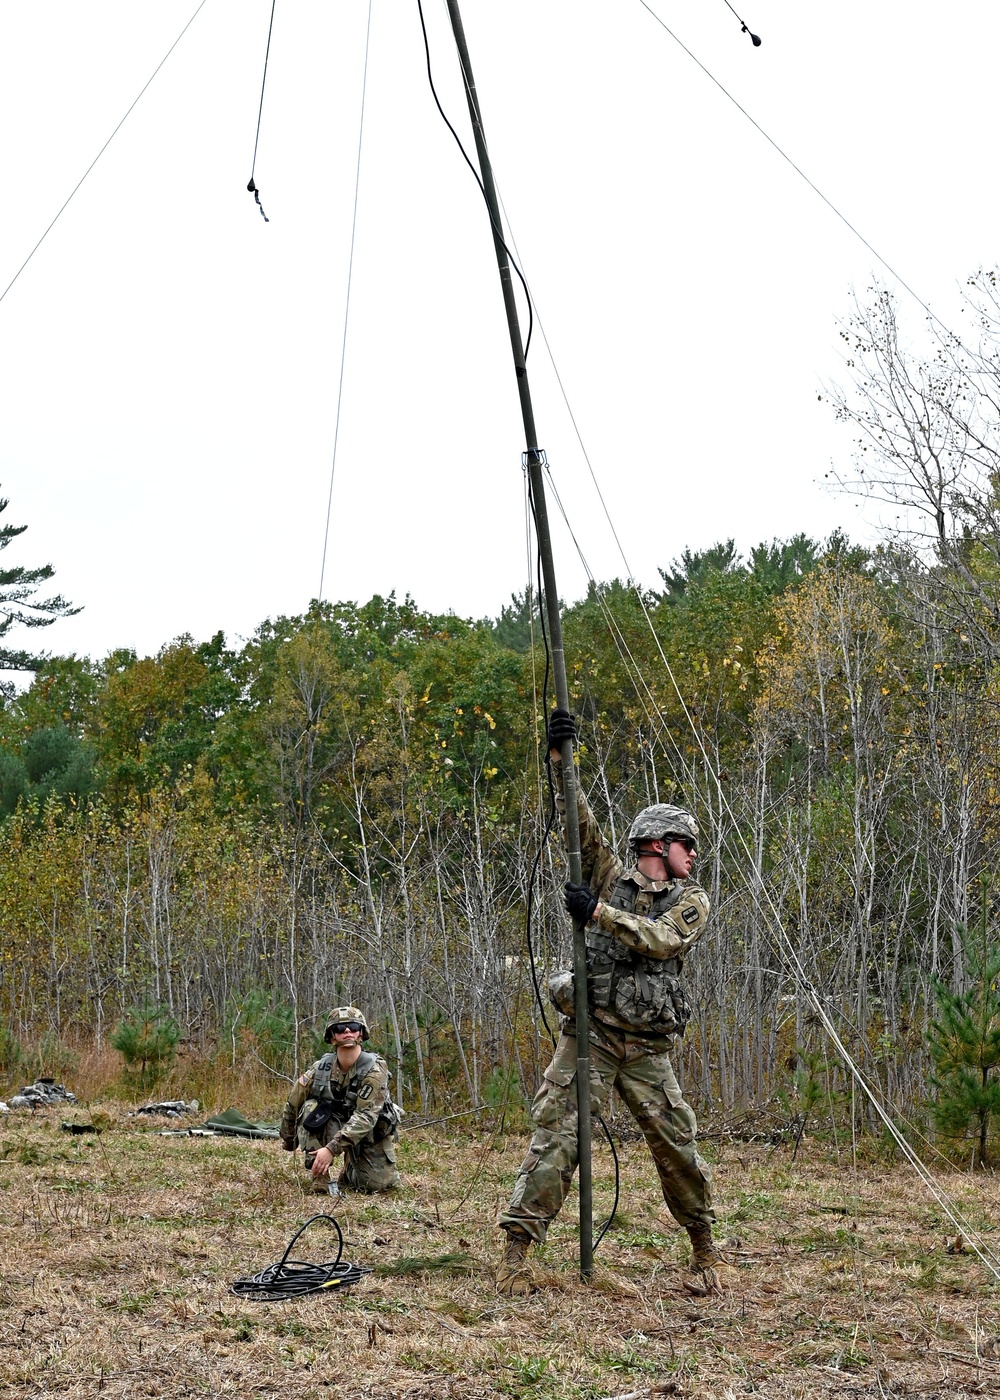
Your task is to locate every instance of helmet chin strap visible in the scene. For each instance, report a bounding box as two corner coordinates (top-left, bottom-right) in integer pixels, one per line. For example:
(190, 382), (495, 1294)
(636, 845), (669, 877)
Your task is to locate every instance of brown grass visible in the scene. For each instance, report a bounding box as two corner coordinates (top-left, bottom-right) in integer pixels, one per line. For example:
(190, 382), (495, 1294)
(17, 1040), (301, 1120)
(1, 1100), (999, 1399)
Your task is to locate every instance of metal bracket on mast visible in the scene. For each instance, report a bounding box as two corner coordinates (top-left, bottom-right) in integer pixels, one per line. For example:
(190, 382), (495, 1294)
(443, 0), (594, 1280)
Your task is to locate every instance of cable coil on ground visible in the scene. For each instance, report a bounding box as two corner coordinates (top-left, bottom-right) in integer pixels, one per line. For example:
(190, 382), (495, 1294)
(232, 1213), (370, 1301)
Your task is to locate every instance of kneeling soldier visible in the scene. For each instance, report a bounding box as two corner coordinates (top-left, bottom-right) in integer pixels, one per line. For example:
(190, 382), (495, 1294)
(280, 1006), (401, 1194)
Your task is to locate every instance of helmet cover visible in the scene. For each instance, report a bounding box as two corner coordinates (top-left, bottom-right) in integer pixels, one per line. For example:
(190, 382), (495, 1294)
(323, 1005), (370, 1041)
(627, 803), (699, 851)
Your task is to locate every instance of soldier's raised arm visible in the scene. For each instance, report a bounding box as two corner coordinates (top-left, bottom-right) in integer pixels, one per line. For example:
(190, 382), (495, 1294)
(546, 710), (621, 898)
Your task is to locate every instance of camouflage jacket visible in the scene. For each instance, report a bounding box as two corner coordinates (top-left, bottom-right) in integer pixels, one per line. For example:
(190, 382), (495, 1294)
(551, 752), (710, 1033)
(280, 1050), (392, 1148)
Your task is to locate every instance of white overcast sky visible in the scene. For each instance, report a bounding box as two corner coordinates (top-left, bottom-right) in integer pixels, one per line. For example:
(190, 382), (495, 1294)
(0, 1), (997, 667)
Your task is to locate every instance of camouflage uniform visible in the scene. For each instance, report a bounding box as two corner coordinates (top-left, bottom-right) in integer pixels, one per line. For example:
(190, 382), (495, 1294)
(281, 1049), (400, 1193)
(498, 751), (714, 1244)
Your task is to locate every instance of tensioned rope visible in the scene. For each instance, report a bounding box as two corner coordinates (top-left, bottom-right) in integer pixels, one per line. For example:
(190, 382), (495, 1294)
(498, 249), (913, 1133)
(823, 1045), (889, 1392)
(0, 1), (209, 308)
(541, 456), (1000, 1279)
(318, 0), (374, 603)
(487, 179), (1000, 1277)
(635, 0), (961, 348)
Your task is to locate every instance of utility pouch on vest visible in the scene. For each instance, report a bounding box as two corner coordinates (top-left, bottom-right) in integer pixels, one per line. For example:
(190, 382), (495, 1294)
(302, 1099), (335, 1133)
(662, 975), (692, 1035)
(373, 1100), (403, 1142)
(548, 969), (576, 1017)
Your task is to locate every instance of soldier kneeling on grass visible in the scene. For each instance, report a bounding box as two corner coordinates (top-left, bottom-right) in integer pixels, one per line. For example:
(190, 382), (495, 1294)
(280, 1006), (401, 1194)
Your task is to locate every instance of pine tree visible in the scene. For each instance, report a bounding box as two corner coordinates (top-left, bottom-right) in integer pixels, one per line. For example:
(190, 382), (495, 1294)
(0, 488), (79, 674)
(927, 880), (1000, 1168)
(110, 1005), (180, 1090)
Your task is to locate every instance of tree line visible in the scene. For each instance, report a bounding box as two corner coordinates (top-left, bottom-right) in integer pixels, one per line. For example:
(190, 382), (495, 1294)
(2, 276), (1000, 1152)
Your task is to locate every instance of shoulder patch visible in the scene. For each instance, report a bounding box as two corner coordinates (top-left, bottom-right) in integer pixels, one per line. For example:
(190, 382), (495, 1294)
(681, 905), (701, 925)
(357, 1082), (374, 1102)
(298, 1073), (311, 1086)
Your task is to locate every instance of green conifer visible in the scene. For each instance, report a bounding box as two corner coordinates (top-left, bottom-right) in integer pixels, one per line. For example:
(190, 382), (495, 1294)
(927, 879), (1000, 1168)
(0, 489), (79, 674)
(110, 1004), (180, 1090)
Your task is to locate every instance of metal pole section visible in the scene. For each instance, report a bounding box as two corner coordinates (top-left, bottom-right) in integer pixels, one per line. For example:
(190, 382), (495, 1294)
(442, 0), (594, 1279)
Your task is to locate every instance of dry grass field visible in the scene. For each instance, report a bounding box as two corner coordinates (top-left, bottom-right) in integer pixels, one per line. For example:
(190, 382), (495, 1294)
(1, 1097), (999, 1399)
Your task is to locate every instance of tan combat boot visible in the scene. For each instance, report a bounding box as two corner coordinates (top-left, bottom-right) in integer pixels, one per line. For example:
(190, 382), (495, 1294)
(685, 1223), (734, 1294)
(496, 1228), (535, 1298)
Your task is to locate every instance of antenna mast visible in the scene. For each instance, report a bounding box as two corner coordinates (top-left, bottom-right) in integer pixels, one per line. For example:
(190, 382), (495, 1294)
(442, 0), (594, 1279)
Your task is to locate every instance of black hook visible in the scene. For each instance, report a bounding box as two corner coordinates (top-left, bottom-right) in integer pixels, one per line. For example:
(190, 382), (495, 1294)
(724, 1), (762, 47)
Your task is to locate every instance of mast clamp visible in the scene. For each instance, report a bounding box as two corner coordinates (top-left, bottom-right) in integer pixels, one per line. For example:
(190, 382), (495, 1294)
(521, 449), (548, 471)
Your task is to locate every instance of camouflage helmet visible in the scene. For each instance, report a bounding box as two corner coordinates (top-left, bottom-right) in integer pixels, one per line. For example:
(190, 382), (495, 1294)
(323, 1005), (370, 1042)
(627, 803), (699, 854)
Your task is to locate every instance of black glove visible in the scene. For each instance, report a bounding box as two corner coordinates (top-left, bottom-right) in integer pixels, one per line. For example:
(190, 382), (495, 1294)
(564, 881), (598, 924)
(547, 708), (577, 750)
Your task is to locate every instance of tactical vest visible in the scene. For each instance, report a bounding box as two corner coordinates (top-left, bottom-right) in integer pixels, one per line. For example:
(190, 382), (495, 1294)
(302, 1050), (401, 1141)
(584, 871), (693, 1035)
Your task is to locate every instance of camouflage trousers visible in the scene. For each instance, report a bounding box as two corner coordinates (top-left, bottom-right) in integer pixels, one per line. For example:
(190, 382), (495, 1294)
(299, 1118), (400, 1193)
(497, 1020), (714, 1244)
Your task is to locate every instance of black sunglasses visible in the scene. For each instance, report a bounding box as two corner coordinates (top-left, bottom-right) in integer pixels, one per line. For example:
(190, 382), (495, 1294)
(671, 837), (697, 853)
(332, 1021), (363, 1034)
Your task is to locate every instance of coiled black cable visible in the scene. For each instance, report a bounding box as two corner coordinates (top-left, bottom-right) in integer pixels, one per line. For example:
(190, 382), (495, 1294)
(232, 1214), (371, 1301)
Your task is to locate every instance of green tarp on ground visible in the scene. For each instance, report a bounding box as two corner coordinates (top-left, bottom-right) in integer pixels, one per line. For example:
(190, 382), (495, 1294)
(202, 1107), (281, 1139)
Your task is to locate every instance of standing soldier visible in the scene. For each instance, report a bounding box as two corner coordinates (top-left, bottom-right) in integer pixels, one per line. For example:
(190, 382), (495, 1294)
(497, 710), (726, 1296)
(280, 1006), (401, 1194)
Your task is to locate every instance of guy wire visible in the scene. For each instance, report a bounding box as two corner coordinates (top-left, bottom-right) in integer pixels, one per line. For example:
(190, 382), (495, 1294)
(415, 12), (991, 1267)
(634, 0), (962, 348)
(0, 1), (209, 308)
(544, 459), (1000, 1276)
(514, 288), (927, 1146)
(318, 0), (374, 603)
(491, 196), (1000, 1276)
(549, 469), (1000, 1275)
(823, 1043), (890, 1393)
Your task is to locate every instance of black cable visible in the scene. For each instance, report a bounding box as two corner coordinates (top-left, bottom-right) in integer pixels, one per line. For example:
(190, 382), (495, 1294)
(231, 1214), (370, 1301)
(414, 0), (534, 359)
(593, 1111), (621, 1249)
(525, 801), (558, 1040)
(525, 473), (620, 1250)
(246, 0), (277, 222)
(525, 474), (558, 1041)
